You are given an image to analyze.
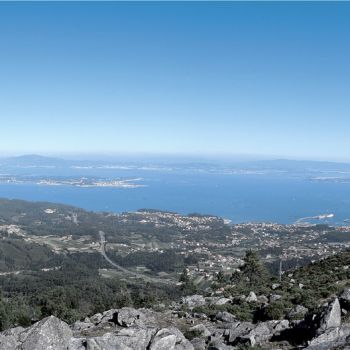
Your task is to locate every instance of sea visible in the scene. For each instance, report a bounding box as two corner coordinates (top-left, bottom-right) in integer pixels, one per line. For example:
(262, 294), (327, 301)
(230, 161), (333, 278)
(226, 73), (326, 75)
(0, 169), (350, 226)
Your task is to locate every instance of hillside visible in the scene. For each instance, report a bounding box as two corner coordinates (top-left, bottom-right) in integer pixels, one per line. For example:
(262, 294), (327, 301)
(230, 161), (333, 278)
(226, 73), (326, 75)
(1, 199), (350, 348)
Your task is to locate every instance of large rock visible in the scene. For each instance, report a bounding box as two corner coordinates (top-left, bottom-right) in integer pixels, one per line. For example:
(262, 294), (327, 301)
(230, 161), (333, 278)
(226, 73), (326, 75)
(85, 327), (156, 350)
(0, 327), (24, 349)
(224, 321), (254, 344)
(224, 321), (278, 347)
(167, 326), (194, 350)
(306, 324), (350, 349)
(150, 328), (177, 350)
(20, 316), (72, 350)
(266, 319), (290, 336)
(317, 298), (341, 335)
(241, 323), (271, 345)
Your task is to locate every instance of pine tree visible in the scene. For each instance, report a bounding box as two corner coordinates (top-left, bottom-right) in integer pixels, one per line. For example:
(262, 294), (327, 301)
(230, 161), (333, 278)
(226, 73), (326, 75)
(241, 250), (270, 287)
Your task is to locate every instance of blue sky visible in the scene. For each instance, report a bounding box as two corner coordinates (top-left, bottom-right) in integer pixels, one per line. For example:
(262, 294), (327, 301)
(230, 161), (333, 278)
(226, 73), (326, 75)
(0, 2), (350, 160)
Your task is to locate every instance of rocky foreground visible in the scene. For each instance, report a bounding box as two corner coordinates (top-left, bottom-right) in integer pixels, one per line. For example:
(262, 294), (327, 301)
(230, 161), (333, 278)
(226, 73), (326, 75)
(2, 291), (350, 350)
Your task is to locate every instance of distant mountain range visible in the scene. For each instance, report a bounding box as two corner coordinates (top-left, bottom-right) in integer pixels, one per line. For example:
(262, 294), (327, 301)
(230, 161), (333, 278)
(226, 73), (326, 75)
(0, 154), (68, 167)
(1, 154), (350, 174)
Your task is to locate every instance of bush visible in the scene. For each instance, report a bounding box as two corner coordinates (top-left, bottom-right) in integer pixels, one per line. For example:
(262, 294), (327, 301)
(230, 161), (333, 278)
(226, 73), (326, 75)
(262, 301), (285, 320)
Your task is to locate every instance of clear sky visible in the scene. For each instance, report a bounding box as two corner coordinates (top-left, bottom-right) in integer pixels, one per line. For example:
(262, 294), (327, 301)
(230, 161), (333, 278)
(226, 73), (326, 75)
(1, 2), (350, 160)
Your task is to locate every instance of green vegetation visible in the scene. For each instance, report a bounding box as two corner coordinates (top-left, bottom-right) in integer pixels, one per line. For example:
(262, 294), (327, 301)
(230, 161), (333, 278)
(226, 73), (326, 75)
(0, 252), (179, 330)
(0, 239), (55, 271)
(1, 198), (350, 333)
(196, 250), (350, 322)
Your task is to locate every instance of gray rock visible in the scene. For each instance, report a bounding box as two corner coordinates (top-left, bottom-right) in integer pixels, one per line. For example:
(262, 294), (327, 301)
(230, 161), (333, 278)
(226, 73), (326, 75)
(306, 324), (350, 349)
(317, 298), (341, 335)
(272, 283), (281, 290)
(116, 307), (147, 327)
(189, 324), (211, 338)
(0, 327), (24, 349)
(269, 294), (282, 303)
(181, 295), (206, 309)
(225, 321), (273, 347)
(150, 328), (177, 350)
(340, 288), (350, 309)
(224, 321), (254, 344)
(192, 313), (208, 320)
(167, 326), (194, 350)
(287, 305), (308, 319)
(208, 340), (234, 349)
(190, 337), (206, 350)
(68, 338), (87, 350)
(71, 320), (94, 331)
(86, 327), (156, 350)
(89, 312), (103, 324)
(215, 311), (236, 323)
(245, 291), (257, 303)
(98, 309), (118, 324)
(257, 295), (269, 304)
(21, 316), (72, 350)
(266, 319), (290, 335)
(245, 323), (271, 345)
(213, 298), (231, 306)
(339, 288), (350, 302)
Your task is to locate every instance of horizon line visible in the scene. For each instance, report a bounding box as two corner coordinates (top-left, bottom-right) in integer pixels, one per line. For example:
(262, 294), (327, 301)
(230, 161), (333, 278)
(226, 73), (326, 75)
(1, 152), (350, 164)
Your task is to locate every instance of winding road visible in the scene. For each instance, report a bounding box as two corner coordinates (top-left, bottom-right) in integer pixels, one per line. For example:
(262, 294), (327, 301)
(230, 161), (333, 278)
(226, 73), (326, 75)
(99, 231), (174, 285)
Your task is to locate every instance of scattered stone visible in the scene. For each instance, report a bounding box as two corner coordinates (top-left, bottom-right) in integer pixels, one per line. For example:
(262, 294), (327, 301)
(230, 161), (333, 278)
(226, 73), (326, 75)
(224, 321), (254, 344)
(89, 313), (103, 324)
(215, 311), (236, 323)
(189, 324), (211, 338)
(71, 320), (93, 332)
(190, 337), (206, 350)
(192, 313), (208, 320)
(1, 301), (349, 350)
(246, 291), (257, 302)
(257, 295), (269, 304)
(266, 319), (290, 335)
(288, 305), (308, 320)
(214, 298), (231, 306)
(269, 294), (282, 303)
(181, 295), (206, 309)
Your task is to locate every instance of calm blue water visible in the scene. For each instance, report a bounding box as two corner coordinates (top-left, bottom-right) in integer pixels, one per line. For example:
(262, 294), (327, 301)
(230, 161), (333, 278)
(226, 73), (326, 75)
(0, 172), (350, 225)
